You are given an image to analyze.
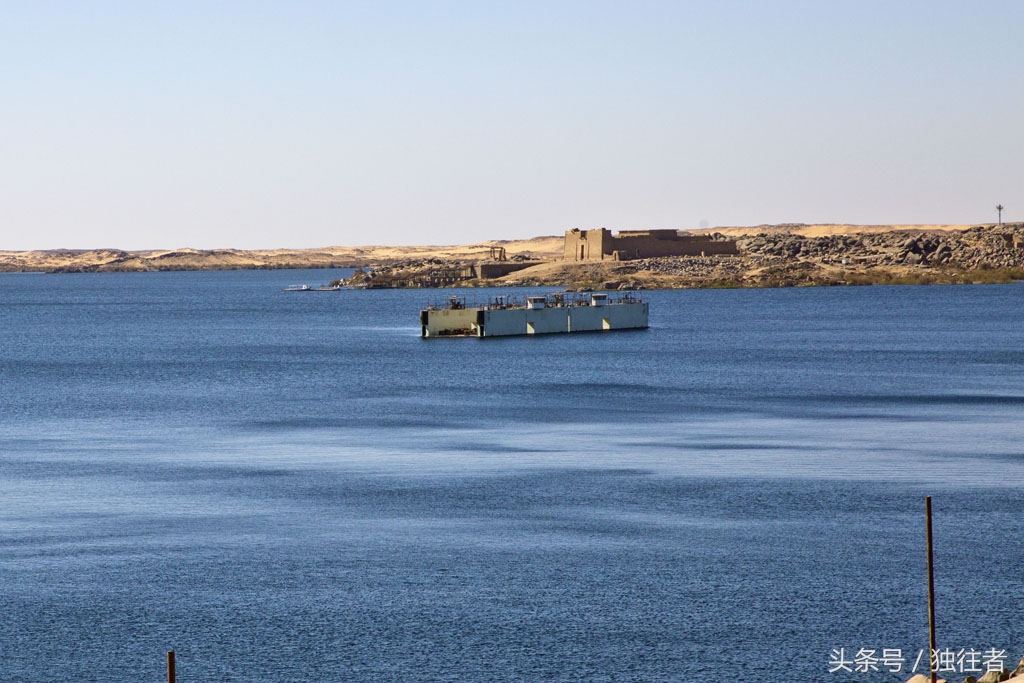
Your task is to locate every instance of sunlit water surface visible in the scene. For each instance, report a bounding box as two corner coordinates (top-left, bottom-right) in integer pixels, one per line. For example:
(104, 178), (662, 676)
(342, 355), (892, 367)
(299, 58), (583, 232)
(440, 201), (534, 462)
(3, 271), (1024, 681)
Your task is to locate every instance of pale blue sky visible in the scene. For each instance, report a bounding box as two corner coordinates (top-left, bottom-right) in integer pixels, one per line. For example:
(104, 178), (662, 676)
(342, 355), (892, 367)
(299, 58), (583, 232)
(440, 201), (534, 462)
(2, 1), (1021, 250)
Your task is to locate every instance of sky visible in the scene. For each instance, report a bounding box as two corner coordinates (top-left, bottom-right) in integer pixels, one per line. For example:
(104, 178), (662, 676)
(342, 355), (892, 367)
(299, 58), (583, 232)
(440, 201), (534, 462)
(2, 1), (1022, 250)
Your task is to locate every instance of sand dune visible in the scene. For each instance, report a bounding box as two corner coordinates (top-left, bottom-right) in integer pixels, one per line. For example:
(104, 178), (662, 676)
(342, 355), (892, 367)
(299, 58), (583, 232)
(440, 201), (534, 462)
(702, 223), (975, 238)
(0, 236), (566, 273)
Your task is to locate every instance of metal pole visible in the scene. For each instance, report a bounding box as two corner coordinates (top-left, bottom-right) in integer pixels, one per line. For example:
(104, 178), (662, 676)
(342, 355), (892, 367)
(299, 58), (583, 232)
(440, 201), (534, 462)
(167, 651), (176, 683)
(926, 496), (937, 683)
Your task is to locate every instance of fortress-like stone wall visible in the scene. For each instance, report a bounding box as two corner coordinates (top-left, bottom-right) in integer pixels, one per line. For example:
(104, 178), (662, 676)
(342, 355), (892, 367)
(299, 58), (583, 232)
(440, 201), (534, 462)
(564, 228), (739, 261)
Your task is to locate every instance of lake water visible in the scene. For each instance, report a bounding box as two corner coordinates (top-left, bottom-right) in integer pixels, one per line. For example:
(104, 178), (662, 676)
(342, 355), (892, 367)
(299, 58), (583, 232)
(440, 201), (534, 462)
(2, 270), (1024, 682)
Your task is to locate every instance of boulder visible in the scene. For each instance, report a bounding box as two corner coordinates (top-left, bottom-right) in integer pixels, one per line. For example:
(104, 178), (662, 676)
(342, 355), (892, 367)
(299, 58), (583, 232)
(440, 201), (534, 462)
(978, 669), (1009, 683)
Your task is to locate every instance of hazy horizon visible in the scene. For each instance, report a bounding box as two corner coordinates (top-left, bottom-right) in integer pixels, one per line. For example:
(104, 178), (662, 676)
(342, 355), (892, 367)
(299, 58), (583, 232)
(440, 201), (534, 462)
(3, 1), (1022, 251)
(1, 222), (1006, 255)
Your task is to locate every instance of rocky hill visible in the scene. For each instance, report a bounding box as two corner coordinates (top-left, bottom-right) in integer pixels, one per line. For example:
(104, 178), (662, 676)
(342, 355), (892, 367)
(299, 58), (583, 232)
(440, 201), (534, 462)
(485, 224), (1024, 289)
(735, 225), (1024, 270)
(6, 226), (1023, 289)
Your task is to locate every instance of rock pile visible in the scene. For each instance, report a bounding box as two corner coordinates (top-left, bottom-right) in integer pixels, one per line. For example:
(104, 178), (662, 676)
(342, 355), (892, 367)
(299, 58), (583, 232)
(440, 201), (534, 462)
(344, 260), (477, 288)
(735, 224), (1024, 270)
(631, 255), (749, 279)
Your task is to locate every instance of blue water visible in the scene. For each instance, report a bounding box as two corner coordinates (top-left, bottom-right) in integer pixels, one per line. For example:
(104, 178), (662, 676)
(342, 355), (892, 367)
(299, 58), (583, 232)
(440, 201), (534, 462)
(3, 270), (1024, 682)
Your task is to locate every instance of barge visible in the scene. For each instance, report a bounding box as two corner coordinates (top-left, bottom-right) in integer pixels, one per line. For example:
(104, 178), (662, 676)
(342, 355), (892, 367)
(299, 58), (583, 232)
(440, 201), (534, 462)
(420, 292), (648, 338)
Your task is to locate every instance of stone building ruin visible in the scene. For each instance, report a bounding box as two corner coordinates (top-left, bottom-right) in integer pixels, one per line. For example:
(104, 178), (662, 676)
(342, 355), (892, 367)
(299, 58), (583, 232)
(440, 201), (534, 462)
(564, 228), (738, 261)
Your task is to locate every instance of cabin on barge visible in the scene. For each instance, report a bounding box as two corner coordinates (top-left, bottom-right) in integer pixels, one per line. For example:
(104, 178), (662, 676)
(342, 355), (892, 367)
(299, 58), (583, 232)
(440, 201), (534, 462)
(420, 292), (648, 338)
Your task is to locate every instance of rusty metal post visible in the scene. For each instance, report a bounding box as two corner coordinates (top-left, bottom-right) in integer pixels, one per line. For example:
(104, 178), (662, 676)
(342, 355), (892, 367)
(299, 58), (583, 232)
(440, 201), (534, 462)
(167, 650), (176, 683)
(926, 497), (937, 683)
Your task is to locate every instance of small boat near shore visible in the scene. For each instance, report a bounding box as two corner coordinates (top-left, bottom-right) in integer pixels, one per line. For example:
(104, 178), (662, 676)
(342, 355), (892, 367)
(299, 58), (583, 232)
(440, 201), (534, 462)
(282, 283), (347, 292)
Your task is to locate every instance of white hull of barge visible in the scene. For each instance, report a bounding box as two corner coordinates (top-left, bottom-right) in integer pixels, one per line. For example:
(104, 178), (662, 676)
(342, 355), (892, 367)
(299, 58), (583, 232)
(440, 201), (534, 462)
(421, 296), (648, 338)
